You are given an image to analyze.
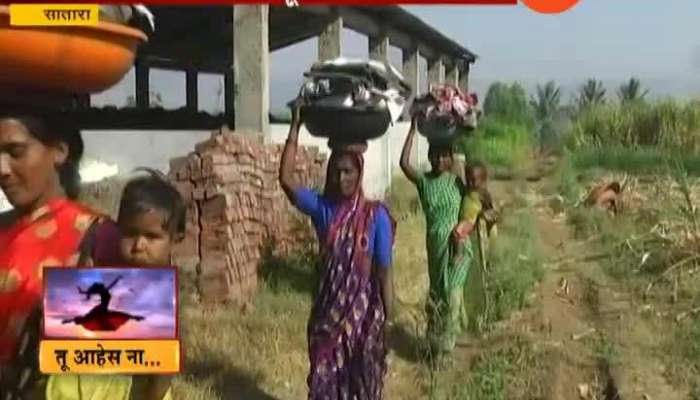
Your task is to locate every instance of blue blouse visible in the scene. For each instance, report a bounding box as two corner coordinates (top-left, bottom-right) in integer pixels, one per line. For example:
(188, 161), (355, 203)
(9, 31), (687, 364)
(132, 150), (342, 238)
(292, 188), (393, 268)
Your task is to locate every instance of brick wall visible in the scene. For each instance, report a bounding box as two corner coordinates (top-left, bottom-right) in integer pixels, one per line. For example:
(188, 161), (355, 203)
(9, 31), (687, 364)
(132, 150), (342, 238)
(168, 130), (327, 304)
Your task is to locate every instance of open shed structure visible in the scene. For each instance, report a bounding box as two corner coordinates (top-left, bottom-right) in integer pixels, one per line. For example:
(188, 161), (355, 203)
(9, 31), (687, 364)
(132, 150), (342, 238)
(69, 5), (477, 132)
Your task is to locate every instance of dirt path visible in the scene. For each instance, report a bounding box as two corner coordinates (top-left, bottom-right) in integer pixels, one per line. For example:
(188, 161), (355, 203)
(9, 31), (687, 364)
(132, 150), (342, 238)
(486, 178), (601, 399)
(533, 211), (600, 400)
(509, 170), (687, 400)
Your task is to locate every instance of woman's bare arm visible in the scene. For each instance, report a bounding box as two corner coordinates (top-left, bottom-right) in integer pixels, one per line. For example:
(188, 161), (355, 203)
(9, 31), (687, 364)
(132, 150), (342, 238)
(377, 266), (394, 323)
(399, 117), (420, 184)
(279, 106), (303, 201)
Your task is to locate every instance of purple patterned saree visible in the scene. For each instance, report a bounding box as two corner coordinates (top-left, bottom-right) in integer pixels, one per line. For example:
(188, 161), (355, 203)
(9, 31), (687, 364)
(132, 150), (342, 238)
(307, 192), (393, 400)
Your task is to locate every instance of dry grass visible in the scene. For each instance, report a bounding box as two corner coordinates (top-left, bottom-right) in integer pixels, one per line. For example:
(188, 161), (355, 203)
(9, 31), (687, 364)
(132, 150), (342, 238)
(559, 160), (700, 395)
(78, 173), (546, 399)
(75, 174), (436, 399)
(172, 176), (435, 400)
(172, 280), (312, 399)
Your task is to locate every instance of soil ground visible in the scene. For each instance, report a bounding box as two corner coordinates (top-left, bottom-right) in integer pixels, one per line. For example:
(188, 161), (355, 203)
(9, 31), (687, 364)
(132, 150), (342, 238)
(481, 164), (687, 400)
(172, 160), (690, 399)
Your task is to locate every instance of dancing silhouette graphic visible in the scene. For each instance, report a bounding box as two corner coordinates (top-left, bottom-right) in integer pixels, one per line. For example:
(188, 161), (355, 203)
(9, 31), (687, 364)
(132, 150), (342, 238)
(62, 275), (145, 332)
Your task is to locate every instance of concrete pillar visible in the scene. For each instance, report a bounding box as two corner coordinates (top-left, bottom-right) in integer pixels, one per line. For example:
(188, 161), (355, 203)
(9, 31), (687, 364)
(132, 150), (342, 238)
(186, 68), (198, 112)
(369, 35), (391, 191)
(369, 35), (389, 62)
(224, 69), (235, 129)
(459, 62), (470, 92)
(445, 63), (459, 87)
(402, 47), (419, 121)
(135, 61), (149, 109)
(402, 48), (420, 95)
(233, 5), (270, 134)
(318, 12), (342, 61)
(427, 58), (444, 90)
(403, 50), (421, 166)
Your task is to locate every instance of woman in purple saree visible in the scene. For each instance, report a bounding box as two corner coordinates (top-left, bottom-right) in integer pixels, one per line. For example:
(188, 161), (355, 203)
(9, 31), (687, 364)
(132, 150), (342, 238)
(279, 108), (396, 400)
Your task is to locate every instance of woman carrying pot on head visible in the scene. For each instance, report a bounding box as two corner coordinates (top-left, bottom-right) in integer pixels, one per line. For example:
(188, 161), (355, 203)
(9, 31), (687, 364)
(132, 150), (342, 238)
(399, 117), (474, 358)
(0, 108), (157, 400)
(279, 106), (396, 400)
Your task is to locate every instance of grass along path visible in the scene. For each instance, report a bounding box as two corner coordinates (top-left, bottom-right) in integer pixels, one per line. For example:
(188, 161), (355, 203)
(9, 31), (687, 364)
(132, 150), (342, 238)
(456, 160), (688, 400)
(171, 175), (552, 400)
(171, 181), (434, 400)
(540, 161), (689, 400)
(98, 161), (685, 400)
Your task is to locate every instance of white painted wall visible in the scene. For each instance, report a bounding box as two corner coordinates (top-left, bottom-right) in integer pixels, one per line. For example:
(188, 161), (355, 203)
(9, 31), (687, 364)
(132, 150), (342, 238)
(81, 130), (212, 175)
(75, 123), (430, 201)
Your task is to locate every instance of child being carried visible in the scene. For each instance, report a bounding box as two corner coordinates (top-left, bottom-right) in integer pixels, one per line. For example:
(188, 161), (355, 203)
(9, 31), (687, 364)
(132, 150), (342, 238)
(452, 161), (498, 262)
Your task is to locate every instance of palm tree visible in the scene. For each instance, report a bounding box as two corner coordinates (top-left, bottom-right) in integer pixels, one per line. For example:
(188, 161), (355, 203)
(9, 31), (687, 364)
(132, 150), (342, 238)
(530, 81), (562, 121)
(617, 77), (649, 103)
(577, 79), (606, 110)
(530, 81), (562, 154)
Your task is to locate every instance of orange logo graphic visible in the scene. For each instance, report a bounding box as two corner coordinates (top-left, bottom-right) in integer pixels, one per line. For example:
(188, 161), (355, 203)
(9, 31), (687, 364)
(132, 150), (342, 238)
(521, 0), (580, 14)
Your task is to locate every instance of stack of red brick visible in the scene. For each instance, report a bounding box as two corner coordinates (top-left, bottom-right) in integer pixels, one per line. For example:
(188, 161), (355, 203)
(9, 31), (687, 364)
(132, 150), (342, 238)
(169, 130), (327, 304)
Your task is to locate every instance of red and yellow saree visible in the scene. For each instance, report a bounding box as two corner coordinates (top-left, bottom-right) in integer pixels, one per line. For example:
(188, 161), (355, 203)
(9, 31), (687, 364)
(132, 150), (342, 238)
(0, 198), (122, 398)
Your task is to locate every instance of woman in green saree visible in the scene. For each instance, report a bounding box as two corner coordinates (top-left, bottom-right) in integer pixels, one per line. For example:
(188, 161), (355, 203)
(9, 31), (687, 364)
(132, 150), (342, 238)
(399, 118), (474, 356)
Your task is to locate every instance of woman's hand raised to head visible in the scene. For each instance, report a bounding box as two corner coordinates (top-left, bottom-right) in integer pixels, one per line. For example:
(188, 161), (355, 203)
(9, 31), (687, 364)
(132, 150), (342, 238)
(291, 102), (304, 131)
(400, 114), (420, 184)
(279, 101), (304, 201)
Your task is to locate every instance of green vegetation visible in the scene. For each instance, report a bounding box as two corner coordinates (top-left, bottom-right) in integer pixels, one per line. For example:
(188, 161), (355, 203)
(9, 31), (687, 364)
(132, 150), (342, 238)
(555, 127), (700, 397)
(460, 119), (533, 169)
(170, 174), (547, 400)
(483, 210), (544, 325)
(617, 77), (649, 104)
(570, 100), (700, 154)
(571, 147), (700, 176)
(576, 79), (607, 112)
(482, 82), (534, 127)
(429, 337), (549, 400)
(526, 76), (700, 397)
(667, 318), (700, 396)
(530, 81), (562, 123)
(457, 81), (536, 169)
(593, 335), (621, 367)
(385, 174), (421, 220)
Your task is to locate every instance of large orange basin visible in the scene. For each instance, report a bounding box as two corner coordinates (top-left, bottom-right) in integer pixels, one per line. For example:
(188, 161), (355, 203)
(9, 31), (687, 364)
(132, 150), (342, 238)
(0, 6), (147, 94)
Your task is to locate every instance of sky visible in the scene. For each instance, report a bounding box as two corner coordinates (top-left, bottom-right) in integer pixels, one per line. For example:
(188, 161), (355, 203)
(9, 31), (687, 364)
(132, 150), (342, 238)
(92, 1), (700, 112)
(43, 268), (177, 339)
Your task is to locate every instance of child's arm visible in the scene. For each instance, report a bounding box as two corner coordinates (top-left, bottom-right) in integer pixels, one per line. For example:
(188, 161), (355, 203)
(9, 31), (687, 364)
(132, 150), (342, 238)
(452, 192), (482, 245)
(478, 188), (499, 235)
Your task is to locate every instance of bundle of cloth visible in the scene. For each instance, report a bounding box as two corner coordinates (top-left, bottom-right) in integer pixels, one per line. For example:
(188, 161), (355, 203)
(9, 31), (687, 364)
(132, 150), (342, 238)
(411, 84), (481, 144)
(293, 58), (411, 141)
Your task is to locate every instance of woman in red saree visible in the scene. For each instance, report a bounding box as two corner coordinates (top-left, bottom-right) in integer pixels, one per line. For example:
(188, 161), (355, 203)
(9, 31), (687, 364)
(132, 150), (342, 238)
(0, 110), (121, 399)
